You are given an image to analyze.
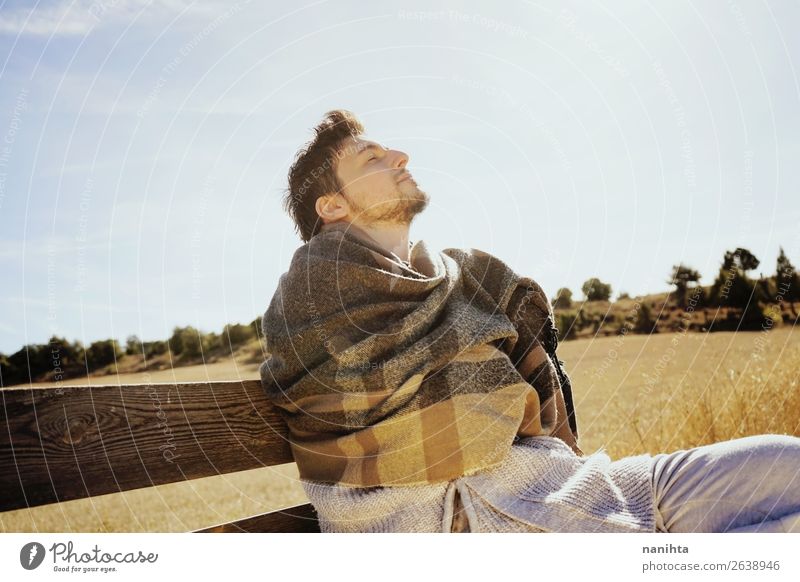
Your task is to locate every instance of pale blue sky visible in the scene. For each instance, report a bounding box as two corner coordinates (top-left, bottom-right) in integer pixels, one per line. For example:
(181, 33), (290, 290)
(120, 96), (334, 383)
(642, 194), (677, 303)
(1, 0), (798, 354)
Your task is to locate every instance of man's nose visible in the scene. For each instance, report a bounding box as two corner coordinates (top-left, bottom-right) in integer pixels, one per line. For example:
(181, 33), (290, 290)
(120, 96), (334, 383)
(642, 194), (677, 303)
(390, 149), (408, 169)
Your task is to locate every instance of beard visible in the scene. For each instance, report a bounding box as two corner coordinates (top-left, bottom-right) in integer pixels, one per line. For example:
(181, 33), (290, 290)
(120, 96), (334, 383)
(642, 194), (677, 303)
(346, 183), (429, 226)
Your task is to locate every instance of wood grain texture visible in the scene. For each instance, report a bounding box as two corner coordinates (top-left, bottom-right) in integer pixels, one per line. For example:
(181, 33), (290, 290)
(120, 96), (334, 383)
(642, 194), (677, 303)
(194, 502), (321, 533)
(0, 380), (295, 512)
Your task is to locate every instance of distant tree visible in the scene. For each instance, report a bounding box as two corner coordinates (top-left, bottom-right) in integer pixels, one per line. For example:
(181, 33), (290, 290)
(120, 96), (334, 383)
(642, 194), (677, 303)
(776, 246), (800, 318)
(125, 334), (141, 356)
(73, 339), (86, 363)
(724, 247), (760, 273)
(668, 264), (701, 308)
(0, 353), (11, 386)
(0, 337), (86, 385)
(708, 248), (773, 328)
(47, 336), (84, 379)
(685, 285), (707, 310)
(709, 248), (760, 308)
(552, 288), (573, 309)
(168, 326), (185, 355)
(581, 278), (612, 302)
(617, 291), (631, 301)
(0, 349), (27, 386)
(25, 342), (51, 379)
(5, 345), (37, 385)
(756, 276), (777, 303)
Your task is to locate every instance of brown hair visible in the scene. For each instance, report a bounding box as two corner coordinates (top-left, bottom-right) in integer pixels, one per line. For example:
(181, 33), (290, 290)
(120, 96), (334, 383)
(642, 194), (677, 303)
(283, 110), (364, 242)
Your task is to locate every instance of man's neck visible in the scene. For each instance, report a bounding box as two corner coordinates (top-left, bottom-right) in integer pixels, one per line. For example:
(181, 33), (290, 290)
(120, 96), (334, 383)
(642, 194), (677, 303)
(327, 220), (412, 263)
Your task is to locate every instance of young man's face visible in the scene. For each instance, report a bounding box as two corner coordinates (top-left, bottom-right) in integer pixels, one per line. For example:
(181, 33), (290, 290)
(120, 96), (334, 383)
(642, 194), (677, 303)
(319, 135), (429, 227)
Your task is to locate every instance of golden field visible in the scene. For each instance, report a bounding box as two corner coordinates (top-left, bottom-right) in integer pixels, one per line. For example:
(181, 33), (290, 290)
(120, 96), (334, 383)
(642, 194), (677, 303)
(2, 325), (798, 533)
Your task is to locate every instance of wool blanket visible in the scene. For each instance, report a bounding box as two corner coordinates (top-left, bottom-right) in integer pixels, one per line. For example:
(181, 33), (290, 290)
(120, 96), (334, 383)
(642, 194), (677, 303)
(260, 221), (576, 487)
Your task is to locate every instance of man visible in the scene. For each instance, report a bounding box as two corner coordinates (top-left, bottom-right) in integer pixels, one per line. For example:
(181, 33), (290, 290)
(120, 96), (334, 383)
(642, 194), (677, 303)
(260, 110), (800, 533)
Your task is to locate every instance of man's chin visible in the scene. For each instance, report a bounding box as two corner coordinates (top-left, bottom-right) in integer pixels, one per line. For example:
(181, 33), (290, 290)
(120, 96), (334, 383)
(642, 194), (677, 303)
(405, 189), (429, 215)
(361, 190), (429, 226)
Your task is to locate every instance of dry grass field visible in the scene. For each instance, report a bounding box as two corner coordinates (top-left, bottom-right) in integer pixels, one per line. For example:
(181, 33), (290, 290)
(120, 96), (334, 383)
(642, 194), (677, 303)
(561, 325), (800, 458)
(2, 325), (798, 533)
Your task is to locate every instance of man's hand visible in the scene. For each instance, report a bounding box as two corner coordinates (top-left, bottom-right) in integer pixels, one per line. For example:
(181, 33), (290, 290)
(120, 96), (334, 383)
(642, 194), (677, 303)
(517, 388), (583, 456)
(516, 385), (558, 438)
(515, 343), (583, 455)
(551, 387), (583, 456)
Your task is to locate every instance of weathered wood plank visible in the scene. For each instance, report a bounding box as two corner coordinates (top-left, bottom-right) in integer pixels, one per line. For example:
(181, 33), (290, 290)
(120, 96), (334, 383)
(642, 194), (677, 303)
(0, 380), (295, 512)
(194, 502), (321, 533)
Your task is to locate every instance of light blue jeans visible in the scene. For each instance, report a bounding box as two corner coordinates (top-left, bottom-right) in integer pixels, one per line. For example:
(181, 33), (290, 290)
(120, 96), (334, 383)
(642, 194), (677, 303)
(651, 434), (800, 533)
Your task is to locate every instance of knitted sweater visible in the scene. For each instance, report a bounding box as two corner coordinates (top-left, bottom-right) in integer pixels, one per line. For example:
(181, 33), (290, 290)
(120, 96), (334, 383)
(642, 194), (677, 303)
(301, 434), (659, 533)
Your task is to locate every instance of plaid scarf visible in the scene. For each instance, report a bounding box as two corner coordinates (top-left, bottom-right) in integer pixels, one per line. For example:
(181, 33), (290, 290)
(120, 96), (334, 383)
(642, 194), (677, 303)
(260, 221), (575, 487)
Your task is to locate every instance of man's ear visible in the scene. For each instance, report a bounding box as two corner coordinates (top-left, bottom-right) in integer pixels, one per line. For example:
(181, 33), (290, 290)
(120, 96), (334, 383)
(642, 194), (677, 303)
(315, 192), (348, 223)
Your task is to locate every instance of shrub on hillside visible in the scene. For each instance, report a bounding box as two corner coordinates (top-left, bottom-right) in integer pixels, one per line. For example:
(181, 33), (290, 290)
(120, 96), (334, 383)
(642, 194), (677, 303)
(223, 323), (255, 347)
(634, 303), (657, 334)
(86, 339), (122, 370)
(554, 311), (578, 341)
(203, 332), (222, 352)
(552, 288), (573, 309)
(144, 340), (168, 357)
(178, 327), (203, 359)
